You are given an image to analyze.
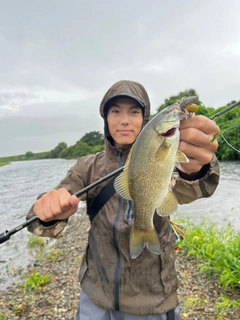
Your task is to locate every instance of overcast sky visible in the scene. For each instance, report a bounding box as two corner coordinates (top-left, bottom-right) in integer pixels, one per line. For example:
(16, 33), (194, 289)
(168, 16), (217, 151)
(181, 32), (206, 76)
(0, 0), (239, 157)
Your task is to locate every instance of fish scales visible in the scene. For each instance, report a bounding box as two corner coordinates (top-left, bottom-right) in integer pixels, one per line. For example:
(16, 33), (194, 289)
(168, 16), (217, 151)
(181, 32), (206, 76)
(129, 117), (177, 225)
(114, 97), (198, 259)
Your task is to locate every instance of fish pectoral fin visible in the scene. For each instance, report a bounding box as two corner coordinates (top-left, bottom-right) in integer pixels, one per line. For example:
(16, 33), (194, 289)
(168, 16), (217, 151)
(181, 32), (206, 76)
(156, 191), (178, 216)
(175, 150), (189, 163)
(130, 227), (161, 259)
(114, 172), (132, 200)
(175, 150), (189, 170)
(155, 142), (168, 160)
(114, 145), (134, 200)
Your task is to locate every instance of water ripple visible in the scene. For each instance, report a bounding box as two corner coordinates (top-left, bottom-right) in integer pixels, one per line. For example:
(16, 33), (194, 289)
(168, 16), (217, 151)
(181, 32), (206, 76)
(0, 159), (239, 289)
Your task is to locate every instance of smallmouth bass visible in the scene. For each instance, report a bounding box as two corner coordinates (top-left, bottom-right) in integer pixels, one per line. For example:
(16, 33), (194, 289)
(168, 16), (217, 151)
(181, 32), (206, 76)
(114, 97), (198, 259)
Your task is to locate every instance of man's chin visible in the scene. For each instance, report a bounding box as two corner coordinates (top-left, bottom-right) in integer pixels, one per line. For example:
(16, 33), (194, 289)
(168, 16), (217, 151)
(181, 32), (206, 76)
(114, 139), (135, 149)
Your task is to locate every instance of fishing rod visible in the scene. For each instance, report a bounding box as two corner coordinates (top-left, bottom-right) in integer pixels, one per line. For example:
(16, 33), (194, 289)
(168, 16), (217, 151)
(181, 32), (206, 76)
(1, 99), (239, 245)
(0, 166), (124, 244)
(209, 100), (240, 151)
(209, 100), (240, 120)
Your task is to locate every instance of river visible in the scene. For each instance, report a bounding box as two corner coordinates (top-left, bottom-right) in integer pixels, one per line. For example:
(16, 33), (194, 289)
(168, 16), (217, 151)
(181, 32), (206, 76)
(0, 159), (240, 289)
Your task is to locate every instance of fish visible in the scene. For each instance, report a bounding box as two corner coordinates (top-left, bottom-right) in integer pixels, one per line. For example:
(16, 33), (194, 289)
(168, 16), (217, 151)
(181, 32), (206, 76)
(114, 97), (198, 259)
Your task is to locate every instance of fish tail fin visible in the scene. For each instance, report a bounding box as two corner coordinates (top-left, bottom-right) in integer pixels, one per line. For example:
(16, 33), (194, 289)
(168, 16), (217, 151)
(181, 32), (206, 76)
(130, 228), (161, 259)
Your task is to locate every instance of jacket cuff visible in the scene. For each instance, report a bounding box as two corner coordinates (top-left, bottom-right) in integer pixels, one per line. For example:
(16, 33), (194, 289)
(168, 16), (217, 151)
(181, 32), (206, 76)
(39, 219), (67, 227)
(178, 163), (210, 181)
(172, 154), (220, 205)
(26, 205), (67, 238)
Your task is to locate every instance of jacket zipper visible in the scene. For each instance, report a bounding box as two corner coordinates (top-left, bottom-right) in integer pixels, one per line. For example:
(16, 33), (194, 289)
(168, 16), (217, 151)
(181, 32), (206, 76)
(112, 151), (123, 311)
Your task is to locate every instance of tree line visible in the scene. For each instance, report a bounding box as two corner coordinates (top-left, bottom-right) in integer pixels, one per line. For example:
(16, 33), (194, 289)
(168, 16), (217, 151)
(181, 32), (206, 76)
(0, 131), (105, 163)
(0, 88), (239, 163)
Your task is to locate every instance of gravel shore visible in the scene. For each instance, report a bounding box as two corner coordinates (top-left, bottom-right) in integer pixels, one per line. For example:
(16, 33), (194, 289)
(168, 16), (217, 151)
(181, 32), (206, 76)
(0, 208), (239, 319)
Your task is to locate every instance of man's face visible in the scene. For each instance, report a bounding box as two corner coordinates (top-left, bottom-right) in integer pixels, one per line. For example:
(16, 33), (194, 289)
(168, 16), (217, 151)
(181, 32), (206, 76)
(107, 98), (144, 149)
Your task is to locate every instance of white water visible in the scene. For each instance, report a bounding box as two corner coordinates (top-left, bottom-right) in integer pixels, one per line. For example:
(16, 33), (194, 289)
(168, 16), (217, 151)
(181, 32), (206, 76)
(0, 159), (239, 289)
(176, 160), (240, 229)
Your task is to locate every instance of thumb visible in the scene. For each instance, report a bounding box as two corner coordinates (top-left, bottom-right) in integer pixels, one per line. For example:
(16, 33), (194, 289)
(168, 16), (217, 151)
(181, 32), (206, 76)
(69, 195), (79, 207)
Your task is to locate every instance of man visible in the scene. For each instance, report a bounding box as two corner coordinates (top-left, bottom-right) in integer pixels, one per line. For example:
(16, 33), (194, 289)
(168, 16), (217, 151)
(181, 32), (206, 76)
(27, 80), (220, 320)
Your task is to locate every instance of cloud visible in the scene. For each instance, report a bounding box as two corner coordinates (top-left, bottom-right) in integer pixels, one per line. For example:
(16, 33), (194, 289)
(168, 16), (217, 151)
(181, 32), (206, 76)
(0, 111), (103, 157)
(0, 0), (240, 156)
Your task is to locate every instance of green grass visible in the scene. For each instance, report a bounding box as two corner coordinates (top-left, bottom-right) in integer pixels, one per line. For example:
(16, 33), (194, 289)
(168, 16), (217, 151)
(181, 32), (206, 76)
(0, 162), (9, 167)
(180, 219), (240, 290)
(215, 295), (240, 313)
(34, 244), (63, 261)
(45, 246), (64, 260)
(27, 235), (45, 248)
(179, 218), (240, 315)
(181, 297), (205, 313)
(23, 271), (51, 291)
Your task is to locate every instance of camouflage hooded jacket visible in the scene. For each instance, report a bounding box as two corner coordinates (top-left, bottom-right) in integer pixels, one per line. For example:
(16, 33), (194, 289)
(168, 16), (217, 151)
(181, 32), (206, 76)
(27, 80), (220, 315)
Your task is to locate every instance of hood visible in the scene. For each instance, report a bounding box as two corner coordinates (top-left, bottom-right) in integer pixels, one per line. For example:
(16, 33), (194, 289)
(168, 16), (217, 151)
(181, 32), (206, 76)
(99, 80), (151, 140)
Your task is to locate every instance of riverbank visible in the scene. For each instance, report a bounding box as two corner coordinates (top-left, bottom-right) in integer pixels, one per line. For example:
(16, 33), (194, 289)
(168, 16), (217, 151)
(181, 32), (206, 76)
(0, 162), (9, 167)
(0, 209), (239, 319)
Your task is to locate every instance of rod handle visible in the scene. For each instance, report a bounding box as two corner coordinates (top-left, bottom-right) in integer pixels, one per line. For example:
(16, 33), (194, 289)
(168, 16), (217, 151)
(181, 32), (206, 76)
(0, 231), (10, 244)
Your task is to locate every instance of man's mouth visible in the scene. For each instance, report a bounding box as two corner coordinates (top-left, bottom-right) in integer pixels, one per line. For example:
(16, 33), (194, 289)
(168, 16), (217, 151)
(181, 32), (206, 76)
(118, 130), (132, 134)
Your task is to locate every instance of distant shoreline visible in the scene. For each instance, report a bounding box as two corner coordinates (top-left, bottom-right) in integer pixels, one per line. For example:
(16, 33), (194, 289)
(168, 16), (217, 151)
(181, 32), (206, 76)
(0, 161), (10, 167)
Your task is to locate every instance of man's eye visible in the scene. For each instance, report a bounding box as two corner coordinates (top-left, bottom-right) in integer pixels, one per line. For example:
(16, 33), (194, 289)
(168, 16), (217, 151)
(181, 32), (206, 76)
(132, 110), (140, 114)
(109, 108), (118, 113)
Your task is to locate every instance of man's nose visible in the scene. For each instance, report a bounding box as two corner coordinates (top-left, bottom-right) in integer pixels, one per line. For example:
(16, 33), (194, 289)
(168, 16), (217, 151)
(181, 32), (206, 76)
(120, 112), (130, 125)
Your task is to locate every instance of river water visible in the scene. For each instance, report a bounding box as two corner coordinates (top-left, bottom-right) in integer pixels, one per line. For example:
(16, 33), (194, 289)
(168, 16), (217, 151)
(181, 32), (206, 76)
(0, 159), (240, 289)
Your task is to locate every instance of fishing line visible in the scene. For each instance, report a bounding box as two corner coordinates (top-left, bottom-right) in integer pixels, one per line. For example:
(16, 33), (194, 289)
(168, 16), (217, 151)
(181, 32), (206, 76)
(219, 133), (240, 153)
(208, 100), (240, 153)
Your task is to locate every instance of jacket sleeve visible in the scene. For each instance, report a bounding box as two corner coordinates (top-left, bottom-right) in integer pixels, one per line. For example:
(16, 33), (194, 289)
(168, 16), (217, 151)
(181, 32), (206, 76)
(172, 154), (220, 204)
(26, 156), (90, 238)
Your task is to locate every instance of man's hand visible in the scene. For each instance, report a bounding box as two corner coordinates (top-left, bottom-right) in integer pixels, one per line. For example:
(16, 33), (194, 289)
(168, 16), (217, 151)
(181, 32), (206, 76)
(33, 188), (79, 222)
(179, 115), (220, 174)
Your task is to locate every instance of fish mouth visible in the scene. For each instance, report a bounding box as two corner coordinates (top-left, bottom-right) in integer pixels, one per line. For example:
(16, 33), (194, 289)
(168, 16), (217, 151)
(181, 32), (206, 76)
(161, 127), (176, 137)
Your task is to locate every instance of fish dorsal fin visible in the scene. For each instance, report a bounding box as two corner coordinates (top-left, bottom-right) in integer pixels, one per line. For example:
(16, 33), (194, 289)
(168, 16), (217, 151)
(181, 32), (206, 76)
(175, 150), (189, 170)
(114, 144), (134, 200)
(156, 190), (178, 216)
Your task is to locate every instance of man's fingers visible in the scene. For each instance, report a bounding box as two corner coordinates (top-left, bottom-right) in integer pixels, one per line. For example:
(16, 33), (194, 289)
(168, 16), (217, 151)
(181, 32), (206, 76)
(180, 115), (220, 135)
(33, 188), (79, 222)
(180, 158), (202, 174)
(57, 189), (73, 212)
(178, 115), (219, 174)
(180, 128), (218, 148)
(69, 195), (79, 207)
(34, 193), (53, 221)
(179, 141), (214, 164)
